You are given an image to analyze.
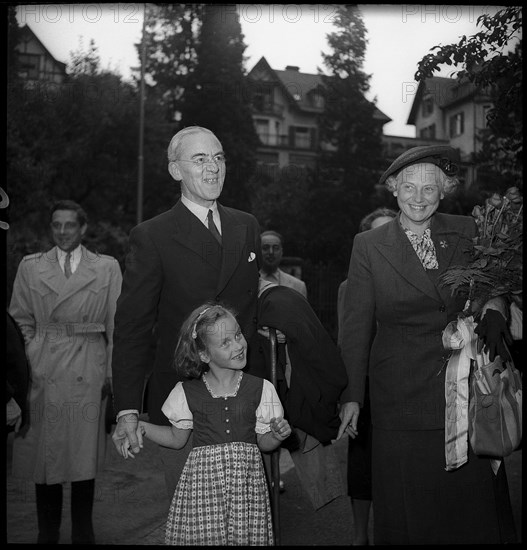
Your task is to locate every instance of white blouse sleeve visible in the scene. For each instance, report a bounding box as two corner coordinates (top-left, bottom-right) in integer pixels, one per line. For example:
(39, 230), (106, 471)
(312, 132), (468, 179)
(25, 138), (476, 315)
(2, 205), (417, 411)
(255, 379), (284, 434)
(161, 382), (193, 430)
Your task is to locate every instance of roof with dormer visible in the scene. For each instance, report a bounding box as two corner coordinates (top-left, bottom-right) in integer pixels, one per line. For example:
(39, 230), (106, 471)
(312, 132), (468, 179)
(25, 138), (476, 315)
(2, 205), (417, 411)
(248, 56), (391, 123)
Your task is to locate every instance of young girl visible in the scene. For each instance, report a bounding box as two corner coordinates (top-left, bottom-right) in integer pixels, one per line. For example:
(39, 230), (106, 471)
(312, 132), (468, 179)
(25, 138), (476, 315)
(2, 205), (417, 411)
(123, 302), (291, 545)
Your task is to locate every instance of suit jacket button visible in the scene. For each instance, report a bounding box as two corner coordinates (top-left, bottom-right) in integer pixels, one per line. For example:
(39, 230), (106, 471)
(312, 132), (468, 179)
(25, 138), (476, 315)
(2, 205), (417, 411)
(439, 305), (446, 312)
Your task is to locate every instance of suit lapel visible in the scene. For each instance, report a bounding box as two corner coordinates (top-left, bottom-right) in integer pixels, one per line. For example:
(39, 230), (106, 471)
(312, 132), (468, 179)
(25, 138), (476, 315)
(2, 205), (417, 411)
(171, 201), (222, 269)
(216, 204), (247, 293)
(169, 201), (249, 290)
(375, 220), (442, 302)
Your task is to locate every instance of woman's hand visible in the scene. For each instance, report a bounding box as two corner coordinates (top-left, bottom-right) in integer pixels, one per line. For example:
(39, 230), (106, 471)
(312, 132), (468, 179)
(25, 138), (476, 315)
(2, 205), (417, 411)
(337, 401), (360, 440)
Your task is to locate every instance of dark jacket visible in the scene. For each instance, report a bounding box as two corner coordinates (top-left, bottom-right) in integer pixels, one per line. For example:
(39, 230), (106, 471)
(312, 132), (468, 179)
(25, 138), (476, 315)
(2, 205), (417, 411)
(112, 200), (261, 424)
(247, 285), (348, 443)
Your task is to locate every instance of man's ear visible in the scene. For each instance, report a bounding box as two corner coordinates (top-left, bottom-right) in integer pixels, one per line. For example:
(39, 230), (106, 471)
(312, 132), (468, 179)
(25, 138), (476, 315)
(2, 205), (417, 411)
(168, 161), (182, 181)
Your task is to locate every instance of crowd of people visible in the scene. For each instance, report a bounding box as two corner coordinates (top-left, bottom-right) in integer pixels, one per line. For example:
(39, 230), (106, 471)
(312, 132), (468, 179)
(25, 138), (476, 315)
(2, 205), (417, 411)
(7, 127), (520, 545)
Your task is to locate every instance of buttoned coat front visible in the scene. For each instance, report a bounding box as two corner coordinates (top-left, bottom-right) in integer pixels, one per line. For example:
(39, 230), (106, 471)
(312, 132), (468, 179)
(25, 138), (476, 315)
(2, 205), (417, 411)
(9, 246), (122, 484)
(339, 212), (476, 430)
(112, 200), (261, 425)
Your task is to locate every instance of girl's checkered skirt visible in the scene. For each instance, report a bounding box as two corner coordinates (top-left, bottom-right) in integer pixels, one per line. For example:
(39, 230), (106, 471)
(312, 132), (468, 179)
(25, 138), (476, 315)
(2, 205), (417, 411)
(165, 441), (274, 545)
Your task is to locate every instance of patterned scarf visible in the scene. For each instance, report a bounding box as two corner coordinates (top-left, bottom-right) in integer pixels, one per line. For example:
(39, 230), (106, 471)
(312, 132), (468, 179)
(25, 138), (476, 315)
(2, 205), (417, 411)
(403, 227), (438, 270)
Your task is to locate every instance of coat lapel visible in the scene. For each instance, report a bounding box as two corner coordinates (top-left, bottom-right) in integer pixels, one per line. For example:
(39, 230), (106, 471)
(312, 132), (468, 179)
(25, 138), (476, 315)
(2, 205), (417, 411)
(51, 246), (98, 313)
(375, 220), (442, 302)
(431, 213), (469, 274)
(38, 248), (65, 296)
(430, 213), (473, 303)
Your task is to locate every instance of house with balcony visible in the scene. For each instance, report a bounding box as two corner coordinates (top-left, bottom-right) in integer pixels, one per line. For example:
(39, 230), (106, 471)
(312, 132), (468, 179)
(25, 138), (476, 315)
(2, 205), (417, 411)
(15, 24), (67, 86)
(406, 76), (493, 188)
(247, 56), (391, 179)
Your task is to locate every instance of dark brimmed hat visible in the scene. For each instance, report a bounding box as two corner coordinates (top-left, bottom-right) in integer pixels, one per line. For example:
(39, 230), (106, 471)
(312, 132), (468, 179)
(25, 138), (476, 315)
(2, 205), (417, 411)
(379, 145), (460, 185)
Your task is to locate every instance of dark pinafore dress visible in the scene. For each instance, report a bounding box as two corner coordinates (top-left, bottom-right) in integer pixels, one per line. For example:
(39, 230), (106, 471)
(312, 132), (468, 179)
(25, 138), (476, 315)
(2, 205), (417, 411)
(163, 372), (281, 546)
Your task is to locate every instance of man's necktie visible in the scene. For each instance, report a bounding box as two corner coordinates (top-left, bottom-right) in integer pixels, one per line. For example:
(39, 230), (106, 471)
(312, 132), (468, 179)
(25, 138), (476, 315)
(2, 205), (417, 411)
(207, 209), (222, 245)
(64, 252), (72, 278)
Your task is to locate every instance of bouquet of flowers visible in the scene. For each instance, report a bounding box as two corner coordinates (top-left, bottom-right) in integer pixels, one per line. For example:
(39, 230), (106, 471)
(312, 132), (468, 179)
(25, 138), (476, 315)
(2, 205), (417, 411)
(440, 187), (523, 472)
(439, 186), (523, 311)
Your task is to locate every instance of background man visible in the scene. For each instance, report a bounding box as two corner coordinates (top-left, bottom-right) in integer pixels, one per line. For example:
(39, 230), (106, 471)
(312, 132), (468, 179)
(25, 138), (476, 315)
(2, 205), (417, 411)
(260, 230), (307, 298)
(9, 200), (122, 544)
(111, 126), (261, 497)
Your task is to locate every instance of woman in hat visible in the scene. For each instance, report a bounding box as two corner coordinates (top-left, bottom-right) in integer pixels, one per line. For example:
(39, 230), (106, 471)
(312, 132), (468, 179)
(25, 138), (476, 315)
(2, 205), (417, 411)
(337, 145), (517, 544)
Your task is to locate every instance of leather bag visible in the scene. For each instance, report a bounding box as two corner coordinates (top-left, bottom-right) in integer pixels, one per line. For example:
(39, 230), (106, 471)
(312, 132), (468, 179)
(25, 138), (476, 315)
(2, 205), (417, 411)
(468, 354), (522, 458)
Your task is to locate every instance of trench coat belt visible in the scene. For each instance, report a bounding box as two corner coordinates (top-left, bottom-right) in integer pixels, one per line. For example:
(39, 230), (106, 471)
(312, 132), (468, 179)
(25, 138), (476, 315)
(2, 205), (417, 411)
(36, 322), (106, 338)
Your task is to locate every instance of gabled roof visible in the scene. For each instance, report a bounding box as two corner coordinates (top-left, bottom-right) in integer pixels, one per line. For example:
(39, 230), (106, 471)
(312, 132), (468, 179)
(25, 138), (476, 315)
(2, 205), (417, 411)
(248, 56), (391, 124)
(18, 24), (67, 73)
(274, 66), (324, 111)
(407, 76), (491, 124)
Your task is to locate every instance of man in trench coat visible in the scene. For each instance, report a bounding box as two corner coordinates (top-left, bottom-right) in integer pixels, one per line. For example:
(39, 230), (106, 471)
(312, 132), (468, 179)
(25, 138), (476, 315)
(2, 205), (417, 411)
(9, 200), (122, 544)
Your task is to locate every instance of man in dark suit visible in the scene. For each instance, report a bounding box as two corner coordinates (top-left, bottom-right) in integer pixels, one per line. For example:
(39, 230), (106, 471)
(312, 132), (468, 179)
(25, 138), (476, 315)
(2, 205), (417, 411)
(111, 126), (261, 496)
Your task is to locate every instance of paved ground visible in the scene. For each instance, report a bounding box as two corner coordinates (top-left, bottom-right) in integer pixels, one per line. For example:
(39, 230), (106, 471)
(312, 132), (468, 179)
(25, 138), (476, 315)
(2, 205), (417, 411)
(5, 431), (522, 545)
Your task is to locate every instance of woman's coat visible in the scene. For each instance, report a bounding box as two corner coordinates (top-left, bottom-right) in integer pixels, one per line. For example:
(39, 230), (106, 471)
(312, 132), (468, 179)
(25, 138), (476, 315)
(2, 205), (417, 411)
(339, 213), (476, 430)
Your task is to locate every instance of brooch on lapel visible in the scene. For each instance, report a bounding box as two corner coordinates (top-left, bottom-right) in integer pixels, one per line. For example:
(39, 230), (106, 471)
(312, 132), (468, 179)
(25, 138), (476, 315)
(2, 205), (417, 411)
(440, 240), (448, 248)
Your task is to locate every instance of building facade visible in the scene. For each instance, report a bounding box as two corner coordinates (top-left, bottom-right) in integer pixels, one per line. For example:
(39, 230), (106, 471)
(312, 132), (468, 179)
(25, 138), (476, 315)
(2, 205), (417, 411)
(248, 57), (492, 190)
(247, 56), (391, 179)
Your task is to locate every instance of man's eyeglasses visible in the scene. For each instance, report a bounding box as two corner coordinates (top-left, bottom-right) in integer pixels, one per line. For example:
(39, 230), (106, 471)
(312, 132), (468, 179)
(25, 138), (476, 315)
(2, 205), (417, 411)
(176, 153), (226, 167)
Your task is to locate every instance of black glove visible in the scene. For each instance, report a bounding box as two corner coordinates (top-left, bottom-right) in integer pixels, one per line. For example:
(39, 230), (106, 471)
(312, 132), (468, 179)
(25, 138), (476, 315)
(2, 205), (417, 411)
(474, 308), (513, 362)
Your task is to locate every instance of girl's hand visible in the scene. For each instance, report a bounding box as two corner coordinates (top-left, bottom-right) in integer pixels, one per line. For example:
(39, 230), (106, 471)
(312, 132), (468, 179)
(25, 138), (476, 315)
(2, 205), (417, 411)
(270, 417), (291, 441)
(121, 422), (146, 459)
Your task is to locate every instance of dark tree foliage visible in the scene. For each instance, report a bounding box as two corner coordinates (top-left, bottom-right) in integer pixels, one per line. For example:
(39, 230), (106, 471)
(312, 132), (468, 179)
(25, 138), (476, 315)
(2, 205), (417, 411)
(249, 165), (311, 258)
(311, 5), (385, 269)
(137, 3), (202, 123)
(6, 38), (161, 297)
(415, 6), (522, 193)
(136, 4), (259, 211)
(181, 4), (259, 211)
